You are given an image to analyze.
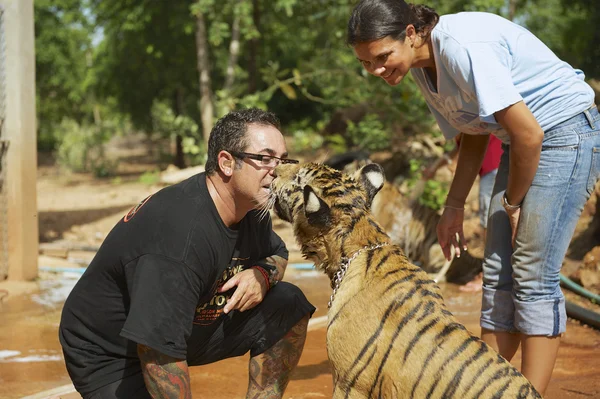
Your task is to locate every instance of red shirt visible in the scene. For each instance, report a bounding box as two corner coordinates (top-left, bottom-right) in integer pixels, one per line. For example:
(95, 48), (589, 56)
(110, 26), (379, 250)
(456, 134), (503, 177)
(480, 135), (503, 177)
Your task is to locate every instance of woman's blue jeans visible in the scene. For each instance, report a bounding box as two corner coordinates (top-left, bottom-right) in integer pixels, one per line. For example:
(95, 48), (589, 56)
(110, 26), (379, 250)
(481, 105), (600, 336)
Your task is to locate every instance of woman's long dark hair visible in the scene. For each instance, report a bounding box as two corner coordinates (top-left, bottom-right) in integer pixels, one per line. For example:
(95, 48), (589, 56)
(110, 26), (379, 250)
(347, 0), (439, 45)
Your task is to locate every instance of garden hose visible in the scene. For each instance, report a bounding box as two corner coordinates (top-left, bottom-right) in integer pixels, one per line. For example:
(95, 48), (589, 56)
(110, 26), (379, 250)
(559, 273), (600, 304)
(560, 273), (600, 330)
(565, 301), (600, 330)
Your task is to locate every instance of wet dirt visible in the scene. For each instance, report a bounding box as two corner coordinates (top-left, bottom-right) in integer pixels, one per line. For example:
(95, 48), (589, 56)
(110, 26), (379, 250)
(1, 267), (599, 399)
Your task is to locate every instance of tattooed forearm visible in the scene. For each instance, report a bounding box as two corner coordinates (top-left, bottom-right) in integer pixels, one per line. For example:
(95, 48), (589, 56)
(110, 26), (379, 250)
(137, 344), (192, 399)
(246, 314), (309, 399)
(262, 255), (288, 285)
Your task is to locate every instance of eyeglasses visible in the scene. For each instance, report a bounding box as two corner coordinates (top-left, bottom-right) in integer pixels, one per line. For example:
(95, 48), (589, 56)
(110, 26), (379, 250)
(229, 151), (299, 167)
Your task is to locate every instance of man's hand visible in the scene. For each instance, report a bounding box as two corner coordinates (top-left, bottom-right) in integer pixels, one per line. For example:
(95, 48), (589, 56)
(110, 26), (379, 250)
(220, 268), (268, 314)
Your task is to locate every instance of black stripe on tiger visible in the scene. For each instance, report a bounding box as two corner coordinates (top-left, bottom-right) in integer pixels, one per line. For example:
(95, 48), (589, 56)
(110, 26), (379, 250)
(441, 341), (489, 398)
(420, 288), (444, 300)
(473, 366), (514, 398)
(343, 287), (418, 384)
(403, 315), (440, 363)
(417, 301), (436, 322)
(382, 277), (420, 297)
(492, 379), (513, 399)
(343, 341), (379, 399)
(409, 322), (467, 399)
(462, 356), (494, 397)
(367, 218), (388, 235)
(364, 249), (376, 274)
(367, 301), (425, 397)
(424, 335), (480, 398)
(372, 251), (392, 272)
(289, 196), (301, 213)
(332, 203), (358, 213)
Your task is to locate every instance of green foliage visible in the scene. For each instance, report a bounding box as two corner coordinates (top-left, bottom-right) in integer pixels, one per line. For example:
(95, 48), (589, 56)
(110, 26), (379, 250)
(287, 119), (325, 152)
(138, 170), (161, 185)
(36, 0), (600, 163)
(150, 101), (206, 166)
(55, 119), (117, 177)
(420, 180), (449, 211)
(325, 134), (348, 155)
(92, 0), (199, 131)
(346, 114), (390, 151)
(406, 159), (449, 211)
(34, 0), (95, 145)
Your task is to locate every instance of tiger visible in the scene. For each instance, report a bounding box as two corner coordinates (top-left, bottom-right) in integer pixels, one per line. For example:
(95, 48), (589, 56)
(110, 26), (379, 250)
(269, 162), (541, 399)
(370, 182), (483, 285)
(325, 152), (482, 285)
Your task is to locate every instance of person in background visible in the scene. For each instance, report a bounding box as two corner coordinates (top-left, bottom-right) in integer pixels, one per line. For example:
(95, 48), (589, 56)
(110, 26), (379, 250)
(59, 108), (315, 399)
(347, 0), (600, 394)
(423, 133), (503, 292)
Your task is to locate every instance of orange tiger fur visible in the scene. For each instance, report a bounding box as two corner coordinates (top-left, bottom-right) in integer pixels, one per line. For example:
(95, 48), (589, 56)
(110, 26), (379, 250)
(271, 162), (541, 399)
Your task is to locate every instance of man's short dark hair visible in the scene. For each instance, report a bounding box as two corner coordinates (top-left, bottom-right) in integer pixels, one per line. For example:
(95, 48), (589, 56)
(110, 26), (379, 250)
(205, 108), (281, 175)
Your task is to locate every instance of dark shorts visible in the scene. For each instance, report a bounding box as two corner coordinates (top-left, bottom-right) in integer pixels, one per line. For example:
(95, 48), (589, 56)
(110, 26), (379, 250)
(187, 281), (316, 364)
(84, 371), (150, 399)
(84, 282), (315, 398)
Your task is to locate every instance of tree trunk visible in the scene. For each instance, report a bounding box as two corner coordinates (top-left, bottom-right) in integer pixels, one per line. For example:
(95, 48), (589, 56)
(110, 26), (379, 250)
(224, 2), (242, 93)
(247, 0), (261, 94)
(173, 87), (186, 169)
(508, 0), (517, 21)
(195, 10), (214, 147)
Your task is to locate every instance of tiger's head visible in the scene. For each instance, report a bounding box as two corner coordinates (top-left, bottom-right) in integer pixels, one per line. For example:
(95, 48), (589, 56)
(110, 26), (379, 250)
(268, 162), (387, 278)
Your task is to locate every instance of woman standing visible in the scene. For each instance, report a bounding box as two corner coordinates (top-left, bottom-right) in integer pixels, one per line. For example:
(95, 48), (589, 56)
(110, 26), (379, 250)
(347, 0), (600, 395)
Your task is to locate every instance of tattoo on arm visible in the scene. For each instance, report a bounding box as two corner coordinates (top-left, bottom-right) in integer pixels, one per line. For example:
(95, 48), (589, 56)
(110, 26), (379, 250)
(263, 255), (288, 286)
(137, 344), (192, 399)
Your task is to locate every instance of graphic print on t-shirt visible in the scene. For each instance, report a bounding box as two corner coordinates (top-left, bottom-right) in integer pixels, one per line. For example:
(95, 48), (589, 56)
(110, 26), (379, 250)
(193, 257), (250, 325)
(423, 86), (493, 135)
(123, 194), (153, 222)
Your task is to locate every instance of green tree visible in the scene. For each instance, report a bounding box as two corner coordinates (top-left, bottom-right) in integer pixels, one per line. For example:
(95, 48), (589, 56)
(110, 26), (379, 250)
(34, 0), (94, 149)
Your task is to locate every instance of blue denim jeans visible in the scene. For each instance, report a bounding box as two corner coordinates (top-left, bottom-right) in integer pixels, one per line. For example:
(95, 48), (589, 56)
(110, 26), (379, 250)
(481, 105), (600, 336)
(479, 168), (498, 229)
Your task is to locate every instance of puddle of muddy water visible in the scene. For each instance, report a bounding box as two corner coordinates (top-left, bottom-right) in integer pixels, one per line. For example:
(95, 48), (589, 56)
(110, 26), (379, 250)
(0, 272), (80, 399)
(2, 268), (600, 399)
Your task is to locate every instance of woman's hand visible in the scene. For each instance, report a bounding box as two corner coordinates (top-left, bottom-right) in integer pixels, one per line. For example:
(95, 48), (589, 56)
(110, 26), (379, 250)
(505, 206), (521, 247)
(436, 207), (468, 261)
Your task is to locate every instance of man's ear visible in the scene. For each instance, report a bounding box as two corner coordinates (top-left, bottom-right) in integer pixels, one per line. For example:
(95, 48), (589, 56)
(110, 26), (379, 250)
(218, 151), (235, 176)
(303, 185), (331, 227)
(355, 163), (385, 206)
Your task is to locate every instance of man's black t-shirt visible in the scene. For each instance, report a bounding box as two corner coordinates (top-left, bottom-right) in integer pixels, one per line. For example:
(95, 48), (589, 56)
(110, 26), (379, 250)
(59, 173), (288, 395)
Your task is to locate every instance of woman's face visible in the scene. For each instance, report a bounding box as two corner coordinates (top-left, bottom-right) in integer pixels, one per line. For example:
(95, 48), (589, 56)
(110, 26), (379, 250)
(353, 35), (414, 86)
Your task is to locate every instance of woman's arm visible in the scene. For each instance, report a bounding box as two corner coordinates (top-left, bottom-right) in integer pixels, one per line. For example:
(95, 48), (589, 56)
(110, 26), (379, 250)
(494, 101), (543, 245)
(138, 344), (192, 399)
(494, 101), (543, 206)
(437, 134), (489, 260)
(445, 134), (490, 208)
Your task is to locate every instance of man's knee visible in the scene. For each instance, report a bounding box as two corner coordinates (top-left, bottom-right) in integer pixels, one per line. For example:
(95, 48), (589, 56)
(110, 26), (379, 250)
(265, 281), (311, 310)
(248, 282), (315, 357)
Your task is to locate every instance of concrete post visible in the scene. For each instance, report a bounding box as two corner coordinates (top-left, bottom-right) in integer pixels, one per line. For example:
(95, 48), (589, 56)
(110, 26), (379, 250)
(1, 0), (38, 281)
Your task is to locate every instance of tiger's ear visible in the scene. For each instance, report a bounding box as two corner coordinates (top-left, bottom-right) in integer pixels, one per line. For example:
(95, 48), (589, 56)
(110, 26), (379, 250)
(303, 185), (331, 227)
(355, 163), (385, 205)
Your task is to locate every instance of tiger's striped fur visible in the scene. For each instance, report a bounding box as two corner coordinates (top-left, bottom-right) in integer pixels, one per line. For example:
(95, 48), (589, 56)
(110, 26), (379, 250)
(271, 162), (541, 399)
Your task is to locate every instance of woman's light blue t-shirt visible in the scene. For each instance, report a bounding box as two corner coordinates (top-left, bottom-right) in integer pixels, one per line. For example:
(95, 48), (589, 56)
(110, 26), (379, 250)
(411, 12), (595, 143)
